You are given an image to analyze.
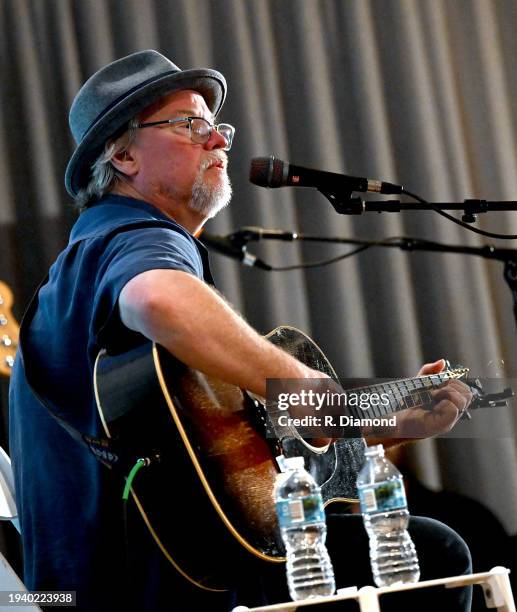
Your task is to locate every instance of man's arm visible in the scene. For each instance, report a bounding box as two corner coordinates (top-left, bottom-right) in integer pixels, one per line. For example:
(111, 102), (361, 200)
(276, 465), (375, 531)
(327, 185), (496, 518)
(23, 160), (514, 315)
(118, 269), (325, 398)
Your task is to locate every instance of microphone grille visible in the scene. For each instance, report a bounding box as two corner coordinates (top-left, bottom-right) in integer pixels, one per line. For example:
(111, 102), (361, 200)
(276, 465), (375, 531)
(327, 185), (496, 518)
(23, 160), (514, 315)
(249, 156), (285, 187)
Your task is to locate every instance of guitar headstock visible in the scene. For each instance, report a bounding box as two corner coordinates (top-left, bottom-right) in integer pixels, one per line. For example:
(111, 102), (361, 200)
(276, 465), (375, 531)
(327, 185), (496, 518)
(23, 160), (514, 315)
(443, 361), (515, 416)
(445, 366), (469, 380)
(463, 376), (515, 413)
(0, 281), (19, 377)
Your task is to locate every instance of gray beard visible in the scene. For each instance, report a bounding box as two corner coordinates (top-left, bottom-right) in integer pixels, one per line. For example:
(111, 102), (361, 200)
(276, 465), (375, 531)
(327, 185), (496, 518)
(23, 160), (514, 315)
(188, 162), (232, 219)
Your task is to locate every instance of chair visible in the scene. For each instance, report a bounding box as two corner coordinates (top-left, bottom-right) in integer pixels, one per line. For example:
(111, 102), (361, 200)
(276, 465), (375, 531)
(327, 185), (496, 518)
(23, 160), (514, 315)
(0, 447), (40, 611)
(0, 447), (19, 532)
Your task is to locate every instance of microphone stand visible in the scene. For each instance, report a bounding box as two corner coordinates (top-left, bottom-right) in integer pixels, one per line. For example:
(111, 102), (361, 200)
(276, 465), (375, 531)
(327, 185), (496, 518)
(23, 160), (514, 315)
(230, 227), (517, 331)
(317, 194), (517, 222)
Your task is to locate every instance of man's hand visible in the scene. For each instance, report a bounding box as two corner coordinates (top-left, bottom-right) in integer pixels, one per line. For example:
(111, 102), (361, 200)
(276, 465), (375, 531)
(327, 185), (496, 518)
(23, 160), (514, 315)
(393, 359), (473, 439)
(269, 373), (344, 448)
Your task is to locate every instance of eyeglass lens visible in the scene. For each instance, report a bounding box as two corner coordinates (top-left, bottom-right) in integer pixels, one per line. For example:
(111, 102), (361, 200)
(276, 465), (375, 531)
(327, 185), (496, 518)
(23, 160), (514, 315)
(190, 118), (234, 150)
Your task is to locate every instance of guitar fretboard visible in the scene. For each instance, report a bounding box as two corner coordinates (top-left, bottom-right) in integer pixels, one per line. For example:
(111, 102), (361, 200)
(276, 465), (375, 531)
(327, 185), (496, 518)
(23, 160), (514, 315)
(346, 369), (468, 418)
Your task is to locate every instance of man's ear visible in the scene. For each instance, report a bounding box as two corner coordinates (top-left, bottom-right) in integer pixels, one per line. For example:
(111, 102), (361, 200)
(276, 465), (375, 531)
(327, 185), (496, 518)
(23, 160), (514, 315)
(110, 147), (139, 177)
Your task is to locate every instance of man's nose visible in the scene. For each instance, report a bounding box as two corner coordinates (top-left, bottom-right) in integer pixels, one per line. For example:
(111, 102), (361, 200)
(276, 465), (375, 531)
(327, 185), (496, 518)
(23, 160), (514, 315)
(205, 128), (228, 150)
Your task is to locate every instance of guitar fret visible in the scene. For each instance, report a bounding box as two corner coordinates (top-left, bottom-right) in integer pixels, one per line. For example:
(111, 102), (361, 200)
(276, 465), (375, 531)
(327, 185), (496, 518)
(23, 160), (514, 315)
(420, 390), (433, 406)
(380, 383), (392, 398)
(404, 395), (416, 408)
(430, 374), (443, 387)
(382, 400), (395, 417)
(348, 403), (362, 419)
(412, 392), (425, 407)
(365, 387), (381, 417)
(384, 389), (400, 416)
(379, 387), (392, 415)
(384, 386), (398, 415)
(366, 387), (382, 417)
(345, 367), (467, 423)
(374, 385), (394, 417)
(376, 398), (387, 417)
(389, 383), (400, 402)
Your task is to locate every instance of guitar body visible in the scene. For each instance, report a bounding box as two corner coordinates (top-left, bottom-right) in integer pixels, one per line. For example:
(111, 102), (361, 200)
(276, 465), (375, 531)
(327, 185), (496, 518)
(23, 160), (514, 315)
(94, 326), (365, 587)
(265, 327), (366, 504)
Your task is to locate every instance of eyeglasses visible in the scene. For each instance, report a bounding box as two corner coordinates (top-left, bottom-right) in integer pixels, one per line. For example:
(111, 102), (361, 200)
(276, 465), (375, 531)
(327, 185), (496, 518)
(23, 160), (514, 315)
(137, 116), (235, 151)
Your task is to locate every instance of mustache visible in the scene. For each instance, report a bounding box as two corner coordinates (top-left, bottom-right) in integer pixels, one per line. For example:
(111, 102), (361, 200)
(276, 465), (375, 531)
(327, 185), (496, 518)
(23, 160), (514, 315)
(199, 151), (228, 172)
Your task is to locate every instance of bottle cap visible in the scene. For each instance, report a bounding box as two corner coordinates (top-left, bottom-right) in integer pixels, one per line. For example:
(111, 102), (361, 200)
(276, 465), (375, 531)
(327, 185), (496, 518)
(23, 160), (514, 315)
(283, 456), (305, 470)
(364, 443), (385, 458)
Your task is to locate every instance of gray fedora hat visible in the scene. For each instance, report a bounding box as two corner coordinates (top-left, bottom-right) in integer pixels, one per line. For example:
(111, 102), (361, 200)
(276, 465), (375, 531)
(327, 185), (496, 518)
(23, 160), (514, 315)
(65, 49), (226, 197)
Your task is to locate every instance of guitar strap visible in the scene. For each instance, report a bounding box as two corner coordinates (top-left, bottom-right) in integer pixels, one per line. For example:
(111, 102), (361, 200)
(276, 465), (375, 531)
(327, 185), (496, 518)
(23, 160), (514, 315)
(18, 218), (209, 473)
(19, 271), (133, 472)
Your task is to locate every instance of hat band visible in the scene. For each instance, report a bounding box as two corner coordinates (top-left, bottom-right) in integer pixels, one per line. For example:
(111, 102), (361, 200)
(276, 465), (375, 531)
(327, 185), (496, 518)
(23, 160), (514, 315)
(80, 68), (182, 143)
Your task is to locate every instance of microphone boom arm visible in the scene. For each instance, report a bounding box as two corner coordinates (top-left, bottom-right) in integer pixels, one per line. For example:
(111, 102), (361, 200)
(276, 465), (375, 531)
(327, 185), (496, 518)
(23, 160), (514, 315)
(318, 194), (517, 220)
(229, 226), (517, 332)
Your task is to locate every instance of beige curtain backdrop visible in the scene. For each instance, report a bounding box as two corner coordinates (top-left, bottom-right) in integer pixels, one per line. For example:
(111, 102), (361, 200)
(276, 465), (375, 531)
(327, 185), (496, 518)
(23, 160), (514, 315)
(1, 0), (516, 540)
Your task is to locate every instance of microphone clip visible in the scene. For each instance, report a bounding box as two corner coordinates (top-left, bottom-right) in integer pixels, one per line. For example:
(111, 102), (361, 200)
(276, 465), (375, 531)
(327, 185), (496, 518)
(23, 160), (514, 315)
(226, 232), (272, 270)
(319, 190), (366, 215)
(227, 229), (259, 247)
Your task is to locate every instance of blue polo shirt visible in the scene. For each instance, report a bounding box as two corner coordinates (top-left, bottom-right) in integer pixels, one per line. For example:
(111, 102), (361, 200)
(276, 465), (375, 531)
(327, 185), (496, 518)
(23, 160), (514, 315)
(8, 195), (228, 611)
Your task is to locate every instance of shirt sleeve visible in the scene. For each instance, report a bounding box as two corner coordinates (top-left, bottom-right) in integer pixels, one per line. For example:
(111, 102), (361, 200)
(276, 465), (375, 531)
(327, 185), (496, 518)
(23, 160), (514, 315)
(91, 225), (203, 351)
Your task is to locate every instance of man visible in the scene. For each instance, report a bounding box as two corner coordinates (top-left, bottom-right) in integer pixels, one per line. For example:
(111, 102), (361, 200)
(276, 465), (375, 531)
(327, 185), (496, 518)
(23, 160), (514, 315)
(9, 50), (473, 611)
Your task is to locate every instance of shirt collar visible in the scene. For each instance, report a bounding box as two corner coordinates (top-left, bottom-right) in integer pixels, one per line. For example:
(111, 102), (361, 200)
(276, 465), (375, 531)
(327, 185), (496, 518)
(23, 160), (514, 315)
(69, 195), (191, 243)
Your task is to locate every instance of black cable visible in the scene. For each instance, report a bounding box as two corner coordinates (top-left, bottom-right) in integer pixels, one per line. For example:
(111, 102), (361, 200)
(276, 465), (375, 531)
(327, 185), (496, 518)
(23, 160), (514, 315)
(267, 237), (404, 271)
(402, 188), (517, 240)
(122, 491), (132, 603)
(269, 244), (371, 271)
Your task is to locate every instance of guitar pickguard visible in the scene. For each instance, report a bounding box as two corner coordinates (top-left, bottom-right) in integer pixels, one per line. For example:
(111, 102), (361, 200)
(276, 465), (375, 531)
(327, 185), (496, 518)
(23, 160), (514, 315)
(265, 325), (365, 503)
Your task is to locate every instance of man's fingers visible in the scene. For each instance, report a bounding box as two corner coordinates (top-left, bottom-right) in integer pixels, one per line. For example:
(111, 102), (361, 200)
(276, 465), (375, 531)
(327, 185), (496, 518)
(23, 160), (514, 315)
(432, 380), (473, 407)
(430, 389), (470, 424)
(417, 359), (446, 377)
(424, 402), (460, 433)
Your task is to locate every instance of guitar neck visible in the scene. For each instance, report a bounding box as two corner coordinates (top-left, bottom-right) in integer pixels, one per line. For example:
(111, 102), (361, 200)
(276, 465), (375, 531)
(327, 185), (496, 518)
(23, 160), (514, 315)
(348, 370), (467, 418)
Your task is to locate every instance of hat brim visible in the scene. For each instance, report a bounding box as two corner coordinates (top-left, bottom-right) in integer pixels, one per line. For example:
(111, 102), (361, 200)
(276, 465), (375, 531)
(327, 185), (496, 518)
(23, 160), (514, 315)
(65, 68), (226, 197)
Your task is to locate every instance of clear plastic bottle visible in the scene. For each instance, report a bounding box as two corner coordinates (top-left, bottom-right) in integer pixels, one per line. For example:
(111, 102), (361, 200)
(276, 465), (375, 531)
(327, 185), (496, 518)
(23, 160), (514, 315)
(274, 456), (335, 601)
(356, 444), (420, 587)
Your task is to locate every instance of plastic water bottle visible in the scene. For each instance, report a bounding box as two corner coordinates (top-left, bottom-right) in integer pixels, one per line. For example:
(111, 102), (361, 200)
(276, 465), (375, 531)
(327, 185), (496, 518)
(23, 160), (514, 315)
(356, 444), (420, 587)
(274, 455), (335, 600)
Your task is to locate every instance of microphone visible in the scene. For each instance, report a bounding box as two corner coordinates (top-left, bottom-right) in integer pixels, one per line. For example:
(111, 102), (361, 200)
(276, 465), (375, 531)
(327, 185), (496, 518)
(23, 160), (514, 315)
(198, 232), (271, 270)
(249, 156), (402, 195)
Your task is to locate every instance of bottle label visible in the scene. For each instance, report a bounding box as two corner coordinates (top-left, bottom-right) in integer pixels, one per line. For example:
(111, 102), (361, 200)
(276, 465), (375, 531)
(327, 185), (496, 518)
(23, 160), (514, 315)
(276, 494), (326, 528)
(358, 479), (407, 514)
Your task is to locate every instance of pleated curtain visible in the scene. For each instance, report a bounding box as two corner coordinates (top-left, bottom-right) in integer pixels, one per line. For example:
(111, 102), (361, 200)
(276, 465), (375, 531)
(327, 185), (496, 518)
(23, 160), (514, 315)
(0, 0), (516, 539)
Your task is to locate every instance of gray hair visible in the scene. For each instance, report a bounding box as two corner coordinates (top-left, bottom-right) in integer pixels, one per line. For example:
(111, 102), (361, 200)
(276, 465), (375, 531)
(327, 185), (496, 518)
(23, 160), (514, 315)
(73, 117), (140, 211)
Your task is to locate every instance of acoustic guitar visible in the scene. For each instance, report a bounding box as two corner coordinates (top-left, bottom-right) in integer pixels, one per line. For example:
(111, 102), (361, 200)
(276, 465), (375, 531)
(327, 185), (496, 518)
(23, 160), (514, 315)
(93, 326), (503, 590)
